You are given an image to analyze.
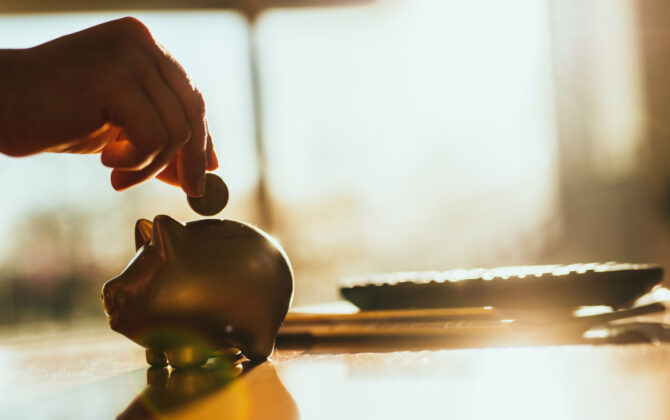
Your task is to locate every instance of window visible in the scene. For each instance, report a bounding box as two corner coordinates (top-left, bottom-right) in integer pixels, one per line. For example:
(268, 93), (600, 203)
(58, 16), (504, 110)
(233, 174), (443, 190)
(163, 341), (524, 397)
(0, 0), (563, 321)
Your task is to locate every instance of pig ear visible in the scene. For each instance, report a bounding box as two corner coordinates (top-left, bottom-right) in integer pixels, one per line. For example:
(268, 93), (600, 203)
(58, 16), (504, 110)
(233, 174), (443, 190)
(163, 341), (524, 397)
(135, 219), (153, 250)
(151, 215), (185, 257)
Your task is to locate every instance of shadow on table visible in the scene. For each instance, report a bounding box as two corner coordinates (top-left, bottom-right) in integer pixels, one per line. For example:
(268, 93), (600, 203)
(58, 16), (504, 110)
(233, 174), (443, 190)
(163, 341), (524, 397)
(117, 358), (299, 420)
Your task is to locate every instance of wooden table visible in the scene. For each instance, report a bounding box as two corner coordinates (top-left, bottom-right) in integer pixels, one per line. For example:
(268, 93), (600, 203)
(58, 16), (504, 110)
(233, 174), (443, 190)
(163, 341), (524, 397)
(2, 315), (670, 419)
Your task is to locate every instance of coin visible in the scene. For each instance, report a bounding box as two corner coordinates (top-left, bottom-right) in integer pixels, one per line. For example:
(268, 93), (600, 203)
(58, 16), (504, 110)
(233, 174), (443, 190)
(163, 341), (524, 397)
(188, 173), (229, 216)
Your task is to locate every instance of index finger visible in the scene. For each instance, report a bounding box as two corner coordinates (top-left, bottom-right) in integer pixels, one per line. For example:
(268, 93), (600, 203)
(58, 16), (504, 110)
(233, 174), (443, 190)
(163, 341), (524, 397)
(155, 49), (208, 197)
(101, 87), (168, 171)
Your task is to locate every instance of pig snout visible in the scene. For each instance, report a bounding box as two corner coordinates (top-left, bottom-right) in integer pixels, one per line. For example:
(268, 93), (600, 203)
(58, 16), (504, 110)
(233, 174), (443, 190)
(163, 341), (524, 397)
(102, 244), (165, 317)
(102, 281), (128, 316)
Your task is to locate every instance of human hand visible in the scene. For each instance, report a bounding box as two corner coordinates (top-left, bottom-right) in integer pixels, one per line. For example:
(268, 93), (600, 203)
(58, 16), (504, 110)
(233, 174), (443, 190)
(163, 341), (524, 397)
(0, 17), (218, 196)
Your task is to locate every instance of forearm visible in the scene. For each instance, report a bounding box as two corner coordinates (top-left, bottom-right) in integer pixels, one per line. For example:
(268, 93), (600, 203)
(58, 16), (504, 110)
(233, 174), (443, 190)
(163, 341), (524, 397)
(0, 48), (30, 156)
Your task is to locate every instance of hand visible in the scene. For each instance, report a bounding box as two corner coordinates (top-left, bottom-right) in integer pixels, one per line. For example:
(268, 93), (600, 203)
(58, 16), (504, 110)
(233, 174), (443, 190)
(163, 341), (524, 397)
(0, 17), (218, 196)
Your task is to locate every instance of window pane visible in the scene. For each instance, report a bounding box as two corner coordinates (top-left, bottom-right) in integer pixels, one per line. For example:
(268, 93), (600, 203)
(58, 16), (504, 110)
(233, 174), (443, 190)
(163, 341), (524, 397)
(256, 0), (559, 304)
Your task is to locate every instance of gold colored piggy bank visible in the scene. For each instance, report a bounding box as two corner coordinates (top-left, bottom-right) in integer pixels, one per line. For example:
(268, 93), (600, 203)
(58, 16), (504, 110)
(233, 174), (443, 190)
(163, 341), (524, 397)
(102, 215), (293, 368)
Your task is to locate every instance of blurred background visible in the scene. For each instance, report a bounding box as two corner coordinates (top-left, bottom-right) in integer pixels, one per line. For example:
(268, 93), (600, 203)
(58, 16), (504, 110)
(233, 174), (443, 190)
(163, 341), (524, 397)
(1, 0), (670, 325)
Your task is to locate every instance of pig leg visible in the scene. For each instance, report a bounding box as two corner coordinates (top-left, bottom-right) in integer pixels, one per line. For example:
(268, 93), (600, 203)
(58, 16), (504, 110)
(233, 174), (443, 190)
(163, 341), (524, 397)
(245, 339), (275, 361)
(145, 348), (168, 367)
(166, 345), (212, 369)
(211, 347), (243, 362)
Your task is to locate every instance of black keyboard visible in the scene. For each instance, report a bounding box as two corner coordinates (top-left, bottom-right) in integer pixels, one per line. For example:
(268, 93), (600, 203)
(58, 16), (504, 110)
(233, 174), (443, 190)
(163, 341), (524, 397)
(339, 263), (663, 310)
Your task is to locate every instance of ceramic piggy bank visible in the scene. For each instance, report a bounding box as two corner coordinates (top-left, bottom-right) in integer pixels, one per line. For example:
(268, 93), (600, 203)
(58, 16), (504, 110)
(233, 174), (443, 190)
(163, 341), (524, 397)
(102, 215), (293, 368)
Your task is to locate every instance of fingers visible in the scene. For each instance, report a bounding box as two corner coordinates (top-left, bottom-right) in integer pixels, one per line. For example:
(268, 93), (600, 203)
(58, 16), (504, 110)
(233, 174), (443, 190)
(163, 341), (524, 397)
(156, 159), (180, 186)
(108, 64), (192, 191)
(156, 51), (208, 197)
(49, 123), (122, 154)
(80, 124), (123, 154)
(101, 85), (167, 170)
(156, 130), (217, 188)
(111, 163), (167, 191)
(49, 17), (217, 194)
(156, 125), (217, 188)
(155, 121), (218, 190)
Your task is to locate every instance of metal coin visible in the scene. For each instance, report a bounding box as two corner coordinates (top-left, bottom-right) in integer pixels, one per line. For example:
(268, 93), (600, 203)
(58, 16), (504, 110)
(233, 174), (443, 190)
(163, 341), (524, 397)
(188, 173), (229, 216)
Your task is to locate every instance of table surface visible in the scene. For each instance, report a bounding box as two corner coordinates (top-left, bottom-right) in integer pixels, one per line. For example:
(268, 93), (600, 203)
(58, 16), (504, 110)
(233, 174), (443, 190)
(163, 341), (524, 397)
(2, 312), (670, 420)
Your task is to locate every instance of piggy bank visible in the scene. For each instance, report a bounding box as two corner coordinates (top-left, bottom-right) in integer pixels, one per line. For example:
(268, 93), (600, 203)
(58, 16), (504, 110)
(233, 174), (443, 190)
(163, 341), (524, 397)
(102, 215), (293, 368)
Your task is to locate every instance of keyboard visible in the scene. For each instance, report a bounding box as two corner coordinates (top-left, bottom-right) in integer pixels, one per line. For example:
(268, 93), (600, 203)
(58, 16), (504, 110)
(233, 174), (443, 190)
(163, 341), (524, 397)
(339, 263), (663, 311)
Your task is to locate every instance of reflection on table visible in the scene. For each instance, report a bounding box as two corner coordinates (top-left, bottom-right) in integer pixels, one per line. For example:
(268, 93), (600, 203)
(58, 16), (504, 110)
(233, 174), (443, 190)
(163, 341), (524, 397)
(2, 309), (670, 419)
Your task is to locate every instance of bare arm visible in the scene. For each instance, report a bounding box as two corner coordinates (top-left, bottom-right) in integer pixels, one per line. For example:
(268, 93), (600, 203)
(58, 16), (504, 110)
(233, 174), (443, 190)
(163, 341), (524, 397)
(0, 17), (218, 196)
